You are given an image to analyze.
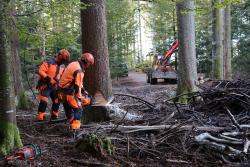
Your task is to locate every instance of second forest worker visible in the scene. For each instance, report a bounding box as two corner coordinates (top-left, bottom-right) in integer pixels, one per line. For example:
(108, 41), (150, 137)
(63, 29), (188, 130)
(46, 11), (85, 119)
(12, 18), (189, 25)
(58, 53), (94, 130)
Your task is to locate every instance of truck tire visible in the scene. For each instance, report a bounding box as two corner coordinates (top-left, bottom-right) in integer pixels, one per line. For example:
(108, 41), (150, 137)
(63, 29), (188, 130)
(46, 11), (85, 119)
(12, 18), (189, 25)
(146, 73), (151, 83)
(169, 79), (177, 84)
(150, 78), (157, 84)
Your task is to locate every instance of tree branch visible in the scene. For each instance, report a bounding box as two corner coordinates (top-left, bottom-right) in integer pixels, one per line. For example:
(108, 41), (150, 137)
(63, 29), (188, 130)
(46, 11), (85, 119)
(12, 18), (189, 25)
(114, 93), (155, 109)
(224, 106), (242, 130)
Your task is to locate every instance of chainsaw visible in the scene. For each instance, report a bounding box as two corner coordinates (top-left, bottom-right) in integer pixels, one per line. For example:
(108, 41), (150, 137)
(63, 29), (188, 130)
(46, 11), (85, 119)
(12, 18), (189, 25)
(0, 144), (42, 166)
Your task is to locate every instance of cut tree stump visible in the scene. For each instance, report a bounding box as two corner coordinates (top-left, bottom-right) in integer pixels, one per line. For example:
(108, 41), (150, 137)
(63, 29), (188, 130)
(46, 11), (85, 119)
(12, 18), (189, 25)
(82, 91), (112, 123)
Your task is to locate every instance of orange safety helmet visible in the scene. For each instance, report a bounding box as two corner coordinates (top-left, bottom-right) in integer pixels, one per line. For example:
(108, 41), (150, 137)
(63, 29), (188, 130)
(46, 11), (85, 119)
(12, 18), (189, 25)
(80, 53), (94, 65)
(58, 49), (70, 62)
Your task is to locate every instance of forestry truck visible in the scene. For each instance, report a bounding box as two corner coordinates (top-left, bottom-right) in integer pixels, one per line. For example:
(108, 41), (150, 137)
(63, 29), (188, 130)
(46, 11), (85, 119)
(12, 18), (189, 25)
(146, 40), (179, 84)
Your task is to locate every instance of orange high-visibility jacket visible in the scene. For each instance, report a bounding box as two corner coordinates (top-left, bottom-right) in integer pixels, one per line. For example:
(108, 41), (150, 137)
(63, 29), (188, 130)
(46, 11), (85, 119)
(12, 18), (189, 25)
(59, 61), (84, 97)
(38, 58), (65, 86)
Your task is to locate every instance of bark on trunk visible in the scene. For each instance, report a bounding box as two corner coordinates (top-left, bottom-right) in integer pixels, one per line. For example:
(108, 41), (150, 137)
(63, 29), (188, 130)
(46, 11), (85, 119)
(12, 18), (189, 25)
(176, 0), (198, 103)
(211, 0), (216, 77)
(81, 0), (113, 122)
(10, 3), (24, 109)
(224, 5), (232, 80)
(81, 0), (112, 101)
(0, 0), (22, 156)
(213, 0), (224, 79)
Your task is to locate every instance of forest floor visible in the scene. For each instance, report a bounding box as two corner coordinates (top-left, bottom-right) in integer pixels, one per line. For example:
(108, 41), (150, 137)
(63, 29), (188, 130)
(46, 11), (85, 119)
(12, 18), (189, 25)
(16, 72), (250, 167)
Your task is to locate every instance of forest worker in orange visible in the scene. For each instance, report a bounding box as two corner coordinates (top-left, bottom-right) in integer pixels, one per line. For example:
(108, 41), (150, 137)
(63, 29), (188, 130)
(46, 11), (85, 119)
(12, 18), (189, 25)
(36, 49), (71, 121)
(58, 52), (94, 130)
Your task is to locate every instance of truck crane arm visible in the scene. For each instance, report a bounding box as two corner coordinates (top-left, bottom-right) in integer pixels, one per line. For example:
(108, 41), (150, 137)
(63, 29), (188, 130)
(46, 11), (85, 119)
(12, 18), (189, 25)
(161, 40), (179, 62)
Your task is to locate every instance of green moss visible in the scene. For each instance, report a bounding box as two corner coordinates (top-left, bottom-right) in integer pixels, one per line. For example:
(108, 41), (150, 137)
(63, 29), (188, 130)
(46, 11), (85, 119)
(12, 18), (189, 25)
(176, 83), (197, 104)
(103, 138), (112, 155)
(75, 133), (113, 156)
(0, 121), (23, 156)
(176, 88), (189, 104)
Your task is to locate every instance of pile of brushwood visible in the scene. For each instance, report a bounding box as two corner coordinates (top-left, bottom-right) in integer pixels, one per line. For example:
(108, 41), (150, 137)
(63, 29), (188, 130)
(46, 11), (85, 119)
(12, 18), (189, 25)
(75, 79), (250, 166)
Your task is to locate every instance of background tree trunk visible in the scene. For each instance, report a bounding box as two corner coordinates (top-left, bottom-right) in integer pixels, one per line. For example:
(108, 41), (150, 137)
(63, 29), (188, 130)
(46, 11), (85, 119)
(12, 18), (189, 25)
(81, 0), (112, 101)
(0, 0), (22, 156)
(211, 0), (216, 78)
(224, 4), (232, 80)
(10, 2), (24, 109)
(176, 0), (198, 103)
(213, 0), (224, 79)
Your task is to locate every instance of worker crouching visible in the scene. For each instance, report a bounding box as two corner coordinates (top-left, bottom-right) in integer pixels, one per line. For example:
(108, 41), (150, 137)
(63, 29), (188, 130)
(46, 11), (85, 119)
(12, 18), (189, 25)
(58, 53), (94, 130)
(36, 49), (71, 121)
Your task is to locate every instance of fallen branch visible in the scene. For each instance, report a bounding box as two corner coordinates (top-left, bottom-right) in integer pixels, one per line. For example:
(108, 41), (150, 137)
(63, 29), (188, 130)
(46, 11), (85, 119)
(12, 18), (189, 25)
(195, 132), (243, 145)
(221, 155), (248, 166)
(114, 93), (155, 109)
(239, 124), (250, 129)
(243, 138), (250, 153)
(165, 159), (190, 164)
(195, 139), (243, 158)
(105, 125), (227, 133)
(219, 134), (243, 142)
(222, 132), (245, 137)
(111, 109), (129, 132)
(224, 107), (242, 130)
(173, 101), (181, 114)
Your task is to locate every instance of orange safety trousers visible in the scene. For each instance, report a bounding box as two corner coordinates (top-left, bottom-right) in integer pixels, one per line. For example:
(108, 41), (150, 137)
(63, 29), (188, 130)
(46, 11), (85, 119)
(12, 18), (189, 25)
(62, 95), (83, 121)
(37, 58), (64, 115)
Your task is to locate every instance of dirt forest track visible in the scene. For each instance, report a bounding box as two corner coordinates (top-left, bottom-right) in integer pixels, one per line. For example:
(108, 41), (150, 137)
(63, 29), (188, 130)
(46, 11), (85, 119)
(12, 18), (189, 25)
(112, 71), (177, 103)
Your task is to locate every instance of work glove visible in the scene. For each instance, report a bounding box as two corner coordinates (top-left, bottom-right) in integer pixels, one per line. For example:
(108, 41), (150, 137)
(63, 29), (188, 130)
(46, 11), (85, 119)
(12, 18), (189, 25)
(44, 76), (51, 85)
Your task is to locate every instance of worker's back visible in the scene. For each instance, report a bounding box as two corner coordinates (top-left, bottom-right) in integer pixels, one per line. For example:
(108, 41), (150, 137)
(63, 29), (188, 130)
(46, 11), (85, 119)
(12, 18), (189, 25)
(59, 61), (82, 88)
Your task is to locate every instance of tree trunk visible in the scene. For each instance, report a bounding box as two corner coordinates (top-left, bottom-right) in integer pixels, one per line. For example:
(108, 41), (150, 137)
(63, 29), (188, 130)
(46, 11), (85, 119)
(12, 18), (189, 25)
(81, 0), (113, 122)
(211, 0), (216, 77)
(0, 0), (22, 156)
(81, 0), (112, 101)
(176, 0), (198, 103)
(10, 2), (24, 109)
(213, 0), (224, 79)
(224, 5), (232, 80)
(137, 0), (142, 63)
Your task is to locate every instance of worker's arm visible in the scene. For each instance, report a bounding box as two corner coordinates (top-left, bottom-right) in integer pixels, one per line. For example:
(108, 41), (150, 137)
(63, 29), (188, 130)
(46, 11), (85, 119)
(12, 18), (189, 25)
(38, 61), (49, 78)
(74, 72), (84, 97)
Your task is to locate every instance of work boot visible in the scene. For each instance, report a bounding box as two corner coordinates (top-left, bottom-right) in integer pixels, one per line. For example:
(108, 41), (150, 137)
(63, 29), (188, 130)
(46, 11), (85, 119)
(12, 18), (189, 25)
(70, 120), (81, 130)
(36, 112), (46, 121)
(50, 111), (59, 120)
